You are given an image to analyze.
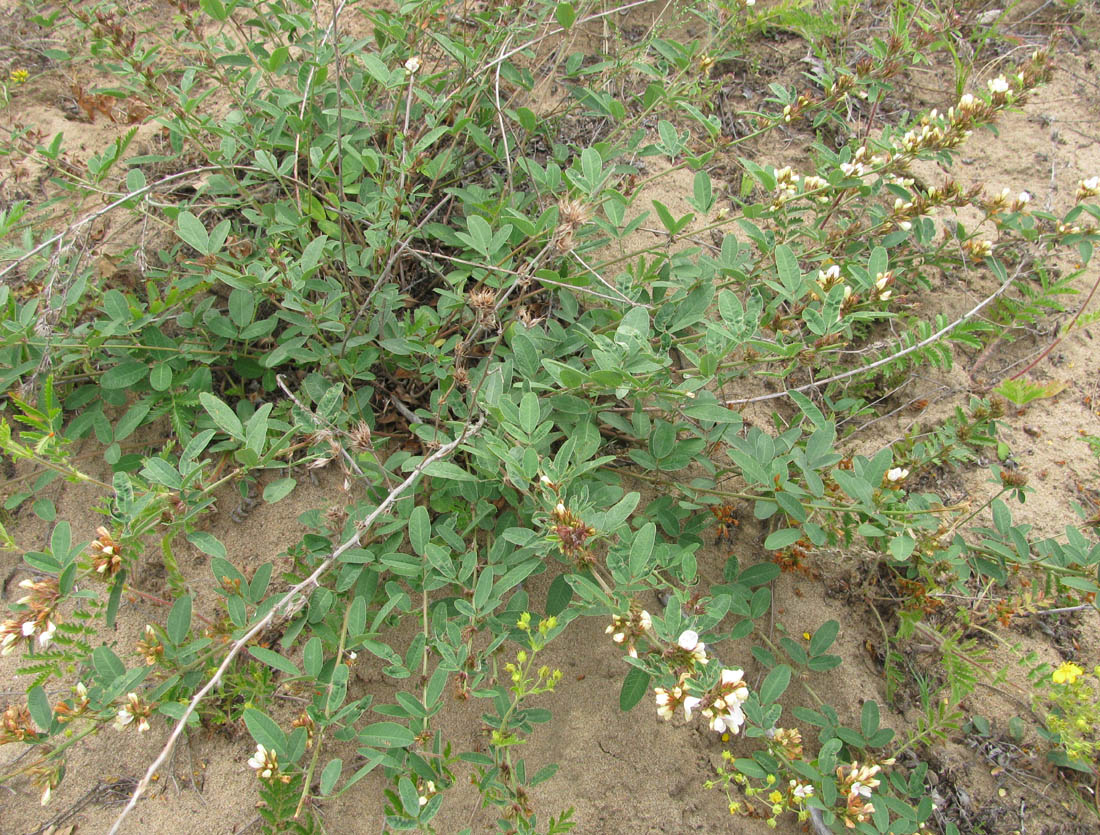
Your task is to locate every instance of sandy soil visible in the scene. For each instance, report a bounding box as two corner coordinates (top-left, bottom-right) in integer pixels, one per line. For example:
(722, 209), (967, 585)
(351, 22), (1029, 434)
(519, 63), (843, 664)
(2, 1), (1100, 834)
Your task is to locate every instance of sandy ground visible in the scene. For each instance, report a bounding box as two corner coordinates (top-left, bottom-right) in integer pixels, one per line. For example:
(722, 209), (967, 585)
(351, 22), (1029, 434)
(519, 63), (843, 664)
(2, 1), (1100, 833)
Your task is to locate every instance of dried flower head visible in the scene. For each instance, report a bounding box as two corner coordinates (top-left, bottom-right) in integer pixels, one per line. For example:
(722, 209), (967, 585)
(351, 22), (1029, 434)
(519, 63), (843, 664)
(1, 704), (37, 744)
(554, 198), (590, 252)
(348, 421), (372, 453)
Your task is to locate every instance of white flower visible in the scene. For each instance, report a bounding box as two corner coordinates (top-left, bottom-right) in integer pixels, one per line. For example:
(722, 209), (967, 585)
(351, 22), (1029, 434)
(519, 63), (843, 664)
(677, 630), (700, 651)
(816, 265), (841, 287)
(248, 743), (279, 779)
(886, 467), (909, 482)
(654, 685), (681, 721)
(247, 744), (267, 769)
(639, 610), (652, 631)
(40, 784), (51, 806)
(680, 695), (700, 720)
(793, 782), (814, 799)
(37, 620), (56, 648)
(987, 76), (1010, 95)
(404, 56), (421, 74)
(22, 620), (35, 637)
(677, 630), (708, 664)
(850, 780), (874, 799)
(709, 703), (745, 734)
(1017, 191), (1030, 205)
(720, 668), (750, 704)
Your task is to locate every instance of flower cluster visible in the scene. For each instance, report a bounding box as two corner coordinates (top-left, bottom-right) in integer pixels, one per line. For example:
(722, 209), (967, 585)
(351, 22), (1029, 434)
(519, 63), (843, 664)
(885, 466), (909, 483)
(116, 691), (153, 733)
(9, 68), (28, 84)
(605, 607), (652, 658)
(683, 668), (750, 735)
(1077, 176), (1100, 202)
(985, 187), (1031, 216)
(654, 631), (751, 738)
(836, 760), (886, 828)
(554, 197), (590, 253)
(54, 682), (90, 724)
(548, 502), (596, 568)
(135, 624), (163, 665)
(89, 526), (123, 577)
(248, 743), (288, 781)
(1, 703), (37, 744)
(1, 577), (60, 656)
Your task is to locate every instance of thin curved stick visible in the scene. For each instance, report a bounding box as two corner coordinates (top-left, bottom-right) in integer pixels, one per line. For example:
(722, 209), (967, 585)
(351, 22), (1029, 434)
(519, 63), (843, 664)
(725, 263), (1024, 406)
(0, 166), (224, 281)
(107, 414), (485, 835)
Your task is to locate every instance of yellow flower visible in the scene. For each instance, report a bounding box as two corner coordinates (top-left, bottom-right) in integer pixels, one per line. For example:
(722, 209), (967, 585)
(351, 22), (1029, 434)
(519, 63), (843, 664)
(1052, 662), (1084, 685)
(9, 68), (28, 84)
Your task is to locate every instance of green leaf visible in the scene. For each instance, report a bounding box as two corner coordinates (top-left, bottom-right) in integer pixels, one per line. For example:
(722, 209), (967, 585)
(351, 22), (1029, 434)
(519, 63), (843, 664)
(101, 362), (148, 389)
(421, 460), (476, 482)
(166, 594), (192, 645)
(600, 491), (639, 531)
(304, 637), (322, 678)
(809, 620), (839, 656)
(250, 646), (301, 677)
(580, 147), (602, 190)
(320, 758), (343, 795)
(994, 377), (1066, 406)
(177, 211), (210, 253)
(229, 288), (255, 328)
(27, 685), (52, 731)
(262, 477), (296, 503)
(774, 244), (801, 294)
(759, 664), (792, 705)
(554, 1), (575, 28)
(149, 363), (173, 391)
(399, 776), (420, 816)
(409, 505), (430, 556)
(188, 531), (227, 559)
(199, 392), (243, 440)
(619, 666), (651, 711)
(473, 566), (494, 611)
(358, 721), (416, 749)
(546, 573), (573, 616)
(629, 522), (655, 579)
(861, 699), (881, 738)
(243, 707), (287, 754)
(519, 391), (540, 435)
(764, 528), (802, 550)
